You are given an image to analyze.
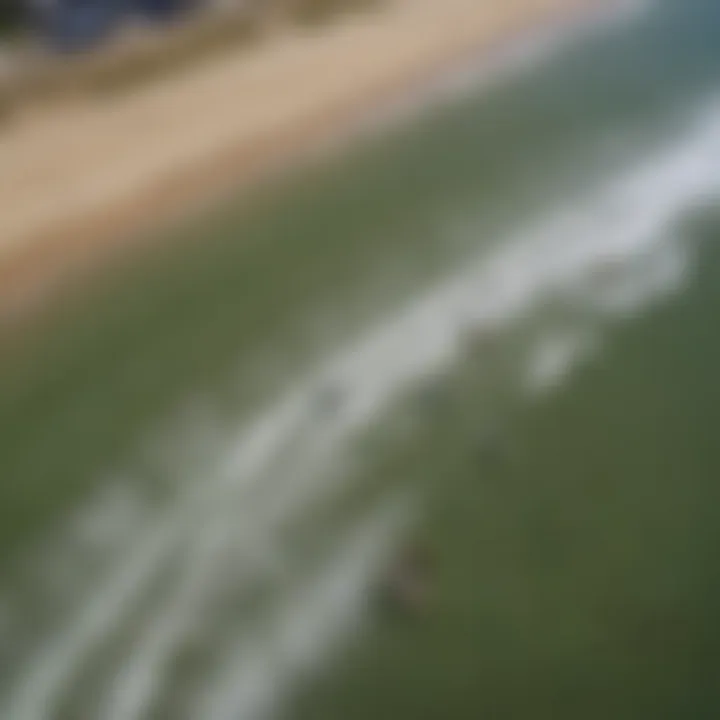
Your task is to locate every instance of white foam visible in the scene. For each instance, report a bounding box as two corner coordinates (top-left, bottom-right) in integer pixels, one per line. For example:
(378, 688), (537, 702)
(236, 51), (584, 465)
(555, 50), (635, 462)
(2, 391), (312, 719)
(526, 330), (598, 394)
(582, 238), (690, 316)
(71, 481), (147, 553)
(96, 402), (385, 720)
(101, 525), (229, 720)
(195, 495), (412, 720)
(304, 99), (720, 436)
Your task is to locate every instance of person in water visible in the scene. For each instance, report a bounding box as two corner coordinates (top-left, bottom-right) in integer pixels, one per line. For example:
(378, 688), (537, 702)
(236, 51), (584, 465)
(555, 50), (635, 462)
(380, 541), (434, 616)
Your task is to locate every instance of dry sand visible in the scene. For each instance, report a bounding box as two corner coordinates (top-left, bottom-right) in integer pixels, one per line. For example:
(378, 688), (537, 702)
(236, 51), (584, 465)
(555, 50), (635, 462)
(0, 0), (593, 319)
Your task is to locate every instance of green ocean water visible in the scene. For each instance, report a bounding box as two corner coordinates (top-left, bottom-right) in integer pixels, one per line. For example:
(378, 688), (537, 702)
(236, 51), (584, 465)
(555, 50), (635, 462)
(2, 1), (720, 718)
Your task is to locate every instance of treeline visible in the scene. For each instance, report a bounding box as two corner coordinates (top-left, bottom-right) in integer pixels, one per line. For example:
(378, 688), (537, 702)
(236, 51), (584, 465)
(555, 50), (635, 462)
(0, 0), (385, 44)
(0, 1), (24, 35)
(0, 0), (388, 118)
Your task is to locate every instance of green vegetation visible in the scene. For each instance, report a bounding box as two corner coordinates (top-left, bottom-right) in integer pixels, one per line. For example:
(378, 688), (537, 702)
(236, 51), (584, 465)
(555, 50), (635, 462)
(0, 0), (388, 117)
(52, 10), (263, 97)
(0, 2), (23, 37)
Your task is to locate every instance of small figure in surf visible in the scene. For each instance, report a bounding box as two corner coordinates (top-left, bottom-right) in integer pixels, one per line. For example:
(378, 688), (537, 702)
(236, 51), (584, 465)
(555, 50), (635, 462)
(379, 541), (434, 617)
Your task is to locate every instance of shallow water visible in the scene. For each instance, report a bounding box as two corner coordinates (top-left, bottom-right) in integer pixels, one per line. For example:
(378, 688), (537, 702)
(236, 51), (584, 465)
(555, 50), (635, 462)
(2, 1), (720, 718)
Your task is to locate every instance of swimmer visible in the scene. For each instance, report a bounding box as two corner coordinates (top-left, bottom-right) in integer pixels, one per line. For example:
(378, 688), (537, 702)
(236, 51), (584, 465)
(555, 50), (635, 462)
(379, 541), (433, 617)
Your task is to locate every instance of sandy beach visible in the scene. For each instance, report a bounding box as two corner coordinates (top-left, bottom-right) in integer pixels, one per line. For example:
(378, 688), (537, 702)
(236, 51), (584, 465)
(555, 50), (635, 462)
(0, 0), (592, 319)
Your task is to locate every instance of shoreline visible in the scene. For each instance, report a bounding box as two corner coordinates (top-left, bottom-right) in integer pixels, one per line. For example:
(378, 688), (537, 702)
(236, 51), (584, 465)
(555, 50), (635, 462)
(0, 0), (600, 328)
